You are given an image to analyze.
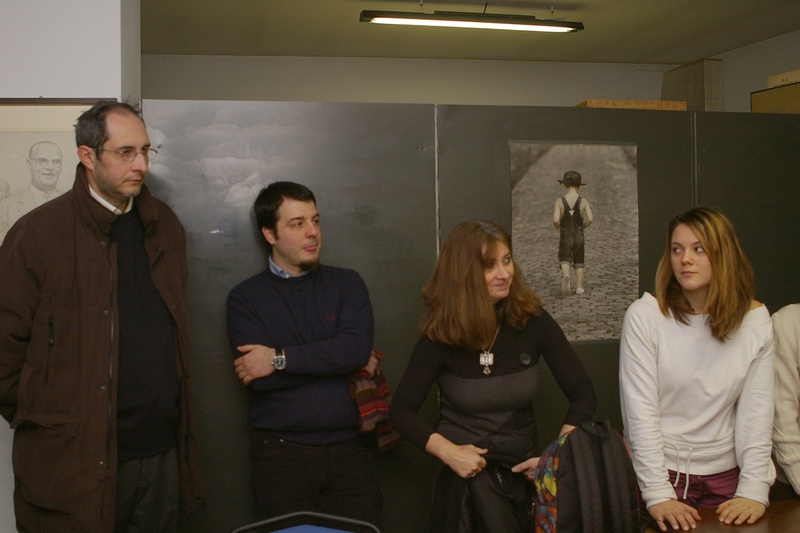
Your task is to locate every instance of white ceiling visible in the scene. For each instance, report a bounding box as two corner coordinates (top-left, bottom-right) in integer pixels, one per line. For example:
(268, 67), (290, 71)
(141, 0), (800, 65)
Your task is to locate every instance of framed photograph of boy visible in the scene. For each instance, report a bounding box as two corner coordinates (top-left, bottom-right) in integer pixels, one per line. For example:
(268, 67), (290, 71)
(510, 142), (639, 341)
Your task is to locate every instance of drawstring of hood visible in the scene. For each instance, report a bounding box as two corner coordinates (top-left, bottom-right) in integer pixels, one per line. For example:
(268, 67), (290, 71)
(670, 443), (695, 499)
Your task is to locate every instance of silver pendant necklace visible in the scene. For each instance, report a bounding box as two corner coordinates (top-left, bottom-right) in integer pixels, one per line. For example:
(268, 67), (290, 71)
(480, 325), (501, 375)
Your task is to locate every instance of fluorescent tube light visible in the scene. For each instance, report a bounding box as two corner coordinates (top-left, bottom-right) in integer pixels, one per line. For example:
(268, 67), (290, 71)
(360, 10), (584, 33)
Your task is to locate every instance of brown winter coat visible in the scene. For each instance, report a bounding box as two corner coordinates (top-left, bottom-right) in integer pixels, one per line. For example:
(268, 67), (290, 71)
(0, 164), (205, 532)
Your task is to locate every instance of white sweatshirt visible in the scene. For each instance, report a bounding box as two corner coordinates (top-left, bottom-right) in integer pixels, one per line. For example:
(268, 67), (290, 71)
(619, 292), (775, 508)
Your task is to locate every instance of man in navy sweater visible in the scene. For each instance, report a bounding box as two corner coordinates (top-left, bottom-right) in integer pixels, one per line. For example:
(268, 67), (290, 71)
(227, 181), (382, 529)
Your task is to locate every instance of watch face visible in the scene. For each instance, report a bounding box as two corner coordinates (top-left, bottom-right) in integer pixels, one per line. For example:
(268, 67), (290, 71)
(273, 353), (287, 370)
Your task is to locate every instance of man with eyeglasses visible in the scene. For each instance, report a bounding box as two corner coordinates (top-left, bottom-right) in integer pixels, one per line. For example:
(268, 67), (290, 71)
(0, 100), (205, 532)
(0, 140), (65, 244)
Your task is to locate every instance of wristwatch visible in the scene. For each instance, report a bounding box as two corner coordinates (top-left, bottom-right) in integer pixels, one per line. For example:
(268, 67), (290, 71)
(272, 348), (287, 370)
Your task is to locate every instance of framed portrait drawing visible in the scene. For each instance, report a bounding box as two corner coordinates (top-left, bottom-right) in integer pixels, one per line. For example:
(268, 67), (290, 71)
(0, 102), (92, 244)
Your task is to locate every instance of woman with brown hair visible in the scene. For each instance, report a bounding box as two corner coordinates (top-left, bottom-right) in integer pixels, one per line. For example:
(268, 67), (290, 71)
(390, 220), (596, 532)
(620, 207), (775, 532)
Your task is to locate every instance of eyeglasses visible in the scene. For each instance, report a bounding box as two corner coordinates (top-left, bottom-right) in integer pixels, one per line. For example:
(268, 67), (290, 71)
(96, 147), (158, 162)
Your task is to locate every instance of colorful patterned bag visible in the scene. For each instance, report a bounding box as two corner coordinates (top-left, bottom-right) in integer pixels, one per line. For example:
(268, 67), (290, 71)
(348, 350), (401, 452)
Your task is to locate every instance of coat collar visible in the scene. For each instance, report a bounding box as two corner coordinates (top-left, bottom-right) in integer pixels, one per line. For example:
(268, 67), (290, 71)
(73, 163), (158, 235)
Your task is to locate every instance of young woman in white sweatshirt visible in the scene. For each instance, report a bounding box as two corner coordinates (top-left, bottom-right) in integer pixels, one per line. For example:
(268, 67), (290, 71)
(620, 207), (774, 532)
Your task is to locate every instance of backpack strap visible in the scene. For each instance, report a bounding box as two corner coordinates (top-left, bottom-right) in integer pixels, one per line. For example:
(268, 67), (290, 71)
(568, 423), (605, 532)
(597, 422), (632, 532)
(587, 420), (640, 533)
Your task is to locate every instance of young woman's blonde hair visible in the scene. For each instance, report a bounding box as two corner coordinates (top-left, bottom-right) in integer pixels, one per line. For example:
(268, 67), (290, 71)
(655, 207), (754, 341)
(420, 220), (541, 350)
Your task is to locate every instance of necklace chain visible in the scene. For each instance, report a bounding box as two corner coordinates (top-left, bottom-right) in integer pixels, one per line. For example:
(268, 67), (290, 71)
(480, 325), (500, 375)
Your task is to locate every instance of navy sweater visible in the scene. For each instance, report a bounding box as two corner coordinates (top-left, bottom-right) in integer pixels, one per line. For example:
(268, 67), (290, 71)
(111, 208), (178, 461)
(226, 264), (374, 445)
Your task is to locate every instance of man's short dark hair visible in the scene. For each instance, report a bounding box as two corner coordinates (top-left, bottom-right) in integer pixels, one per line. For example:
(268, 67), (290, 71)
(254, 181), (317, 235)
(75, 100), (143, 154)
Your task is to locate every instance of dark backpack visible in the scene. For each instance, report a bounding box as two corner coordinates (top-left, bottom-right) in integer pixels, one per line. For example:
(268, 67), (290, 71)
(532, 420), (643, 533)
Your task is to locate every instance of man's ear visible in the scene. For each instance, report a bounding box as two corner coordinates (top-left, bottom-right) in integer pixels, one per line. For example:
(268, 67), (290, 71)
(261, 227), (276, 245)
(77, 145), (96, 170)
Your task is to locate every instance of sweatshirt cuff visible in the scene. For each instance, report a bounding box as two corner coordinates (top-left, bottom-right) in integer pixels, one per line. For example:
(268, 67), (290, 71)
(645, 497), (673, 509)
(642, 484), (678, 509)
(734, 479), (771, 507)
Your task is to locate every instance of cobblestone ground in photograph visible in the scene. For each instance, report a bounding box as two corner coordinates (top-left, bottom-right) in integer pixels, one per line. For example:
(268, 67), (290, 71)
(511, 143), (640, 341)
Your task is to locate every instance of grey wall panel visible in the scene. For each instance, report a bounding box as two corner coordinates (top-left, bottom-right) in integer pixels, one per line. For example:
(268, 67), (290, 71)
(695, 112), (800, 312)
(534, 340), (624, 434)
(436, 105), (695, 299)
(141, 100), (436, 533)
(435, 105), (694, 444)
(136, 100), (799, 533)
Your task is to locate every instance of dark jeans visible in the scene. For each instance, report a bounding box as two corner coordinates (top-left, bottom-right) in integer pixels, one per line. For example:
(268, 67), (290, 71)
(114, 448), (179, 533)
(250, 431), (383, 530)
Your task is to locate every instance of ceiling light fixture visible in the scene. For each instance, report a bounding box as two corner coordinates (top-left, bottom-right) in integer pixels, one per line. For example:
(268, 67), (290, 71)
(359, 10), (584, 33)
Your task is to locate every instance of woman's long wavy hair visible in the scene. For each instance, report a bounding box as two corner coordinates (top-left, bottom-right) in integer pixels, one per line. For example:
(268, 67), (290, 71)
(420, 220), (541, 350)
(655, 207), (754, 341)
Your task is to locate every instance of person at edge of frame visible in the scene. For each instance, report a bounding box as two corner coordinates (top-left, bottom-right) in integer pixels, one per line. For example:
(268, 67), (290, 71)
(771, 303), (800, 501)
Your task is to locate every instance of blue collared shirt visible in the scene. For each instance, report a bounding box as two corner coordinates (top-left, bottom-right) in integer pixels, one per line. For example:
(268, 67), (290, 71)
(268, 255), (309, 279)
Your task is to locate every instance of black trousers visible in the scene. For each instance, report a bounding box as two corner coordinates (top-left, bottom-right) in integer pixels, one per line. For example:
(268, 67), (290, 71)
(250, 431), (383, 530)
(432, 463), (532, 533)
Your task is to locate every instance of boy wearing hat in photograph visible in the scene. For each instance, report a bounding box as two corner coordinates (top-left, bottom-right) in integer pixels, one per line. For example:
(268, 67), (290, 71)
(552, 170), (593, 296)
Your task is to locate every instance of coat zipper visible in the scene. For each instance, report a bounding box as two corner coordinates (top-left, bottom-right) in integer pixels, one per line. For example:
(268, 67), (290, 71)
(104, 239), (114, 472)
